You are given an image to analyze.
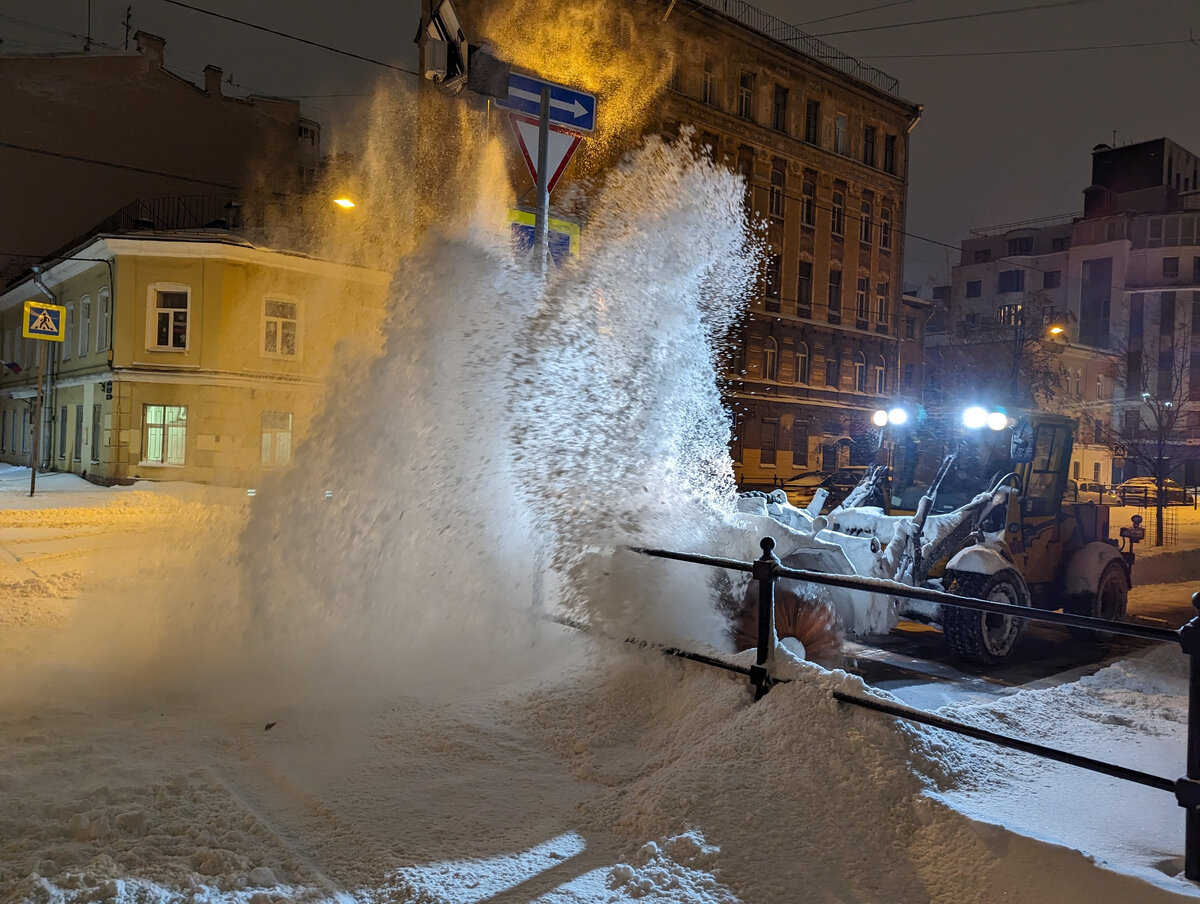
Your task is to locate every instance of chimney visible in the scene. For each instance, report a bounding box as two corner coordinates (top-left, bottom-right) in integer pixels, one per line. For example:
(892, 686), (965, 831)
(204, 65), (223, 99)
(134, 31), (165, 68)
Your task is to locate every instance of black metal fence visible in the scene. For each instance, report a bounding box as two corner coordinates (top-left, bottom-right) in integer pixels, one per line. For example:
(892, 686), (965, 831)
(632, 537), (1200, 881)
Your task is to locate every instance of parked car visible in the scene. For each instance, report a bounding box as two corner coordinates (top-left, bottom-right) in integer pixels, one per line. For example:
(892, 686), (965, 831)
(1065, 479), (1121, 505)
(1114, 477), (1191, 505)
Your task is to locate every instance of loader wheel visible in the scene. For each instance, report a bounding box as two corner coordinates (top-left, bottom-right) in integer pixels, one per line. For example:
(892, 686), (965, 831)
(942, 569), (1031, 664)
(1067, 560), (1128, 642)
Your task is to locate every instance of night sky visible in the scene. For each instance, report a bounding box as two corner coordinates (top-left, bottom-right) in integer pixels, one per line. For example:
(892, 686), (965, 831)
(5, 0), (1199, 286)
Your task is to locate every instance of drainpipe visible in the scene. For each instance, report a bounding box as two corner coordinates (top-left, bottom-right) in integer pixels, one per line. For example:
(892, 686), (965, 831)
(30, 267), (57, 484)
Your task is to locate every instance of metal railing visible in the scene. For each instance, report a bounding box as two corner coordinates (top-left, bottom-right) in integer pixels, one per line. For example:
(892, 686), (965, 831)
(632, 536), (1200, 880)
(694, 0), (900, 95)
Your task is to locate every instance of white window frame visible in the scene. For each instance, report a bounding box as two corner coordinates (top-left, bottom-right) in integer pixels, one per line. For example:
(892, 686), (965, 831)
(262, 296), (301, 359)
(146, 283), (192, 352)
(97, 288), (111, 352)
(62, 303), (73, 360)
(79, 295), (90, 357)
(142, 404), (187, 465)
(261, 411), (293, 467)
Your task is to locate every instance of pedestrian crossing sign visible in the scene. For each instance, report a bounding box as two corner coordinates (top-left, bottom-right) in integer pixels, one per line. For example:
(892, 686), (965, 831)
(22, 300), (66, 342)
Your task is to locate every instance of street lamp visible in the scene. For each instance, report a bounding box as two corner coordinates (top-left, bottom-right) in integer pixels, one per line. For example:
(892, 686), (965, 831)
(332, 197), (356, 209)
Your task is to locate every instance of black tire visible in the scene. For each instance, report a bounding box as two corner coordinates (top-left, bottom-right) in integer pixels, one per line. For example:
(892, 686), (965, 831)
(941, 568), (1031, 664)
(1066, 560), (1128, 642)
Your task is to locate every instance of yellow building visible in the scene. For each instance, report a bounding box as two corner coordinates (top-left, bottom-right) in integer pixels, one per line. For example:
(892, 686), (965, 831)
(0, 234), (388, 485)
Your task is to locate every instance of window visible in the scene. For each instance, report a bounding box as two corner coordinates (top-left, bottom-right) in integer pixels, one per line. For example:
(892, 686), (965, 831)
(772, 85), (788, 132)
(876, 283), (889, 329)
(91, 404), (101, 463)
(73, 405), (83, 462)
(21, 410), (27, 454)
(879, 208), (892, 250)
(760, 419), (778, 466)
(903, 363), (914, 388)
(58, 406), (67, 458)
(1094, 419), (1104, 444)
(793, 422), (809, 467)
(765, 254), (781, 310)
(737, 71), (754, 120)
(1194, 258), (1200, 283)
(1044, 270), (1062, 290)
(63, 303), (73, 360)
(834, 113), (847, 155)
(1052, 236), (1069, 252)
(997, 303), (1023, 327)
(261, 411), (293, 466)
(736, 146), (754, 201)
(997, 270), (1024, 293)
(149, 285), (190, 350)
(856, 278), (870, 324)
(883, 135), (896, 174)
(804, 99), (820, 144)
(827, 270), (842, 323)
(795, 342), (809, 384)
(264, 299), (298, 357)
(853, 352), (867, 392)
(973, 249), (992, 264)
(143, 404), (186, 465)
(801, 176), (816, 228)
(863, 126), (876, 167)
(874, 356), (886, 394)
(79, 296), (90, 357)
(97, 288), (110, 352)
(797, 260), (813, 316)
(1, 410), (5, 452)
(1096, 374), (1106, 400)
(825, 352), (840, 387)
(769, 164), (785, 219)
(831, 189), (845, 236)
(1164, 257), (1180, 279)
(1079, 257), (1112, 348)
(1007, 237), (1033, 256)
(859, 200), (872, 244)
(965, 280), (982, 298)
(762, 337), (778, 380)
(702, 57), (717, 105)
(905, 316), (915, 339)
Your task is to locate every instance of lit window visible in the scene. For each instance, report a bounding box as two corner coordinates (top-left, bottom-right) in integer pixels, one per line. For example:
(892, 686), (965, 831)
(143, 404), (186, 465)
(148, 285), (190, 350)
(261, 411), (293, 466)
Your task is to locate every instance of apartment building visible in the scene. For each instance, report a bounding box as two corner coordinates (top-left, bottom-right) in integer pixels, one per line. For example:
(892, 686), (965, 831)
(0, 233), (388, 485)
(940, 138), (1200, 486)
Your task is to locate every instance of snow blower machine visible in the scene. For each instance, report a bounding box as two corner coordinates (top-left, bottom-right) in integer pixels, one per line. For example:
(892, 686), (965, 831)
(733, 412), (1144, 665)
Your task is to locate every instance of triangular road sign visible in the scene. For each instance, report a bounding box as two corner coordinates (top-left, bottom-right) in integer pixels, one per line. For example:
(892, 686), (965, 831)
(507, 113), (582, 195)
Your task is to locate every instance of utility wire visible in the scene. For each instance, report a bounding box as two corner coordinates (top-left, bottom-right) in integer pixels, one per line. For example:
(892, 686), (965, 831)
(813, 0), (1102, 39)
(0, 140), (238, 190)
(152, 0), (420, 78)
(799, 0), (923, 29)
(863, 37), (1192, 59)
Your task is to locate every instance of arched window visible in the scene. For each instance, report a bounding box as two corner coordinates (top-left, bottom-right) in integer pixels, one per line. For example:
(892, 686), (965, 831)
(79, 295), (90, 357)
(795, 342), (809, 384)
(853, 351), (867, 392)
(874, 355), (886, 394)
(763, 337), (778, 381)
(97, 288), (111, 352)
(1096, 373), (1105, 400)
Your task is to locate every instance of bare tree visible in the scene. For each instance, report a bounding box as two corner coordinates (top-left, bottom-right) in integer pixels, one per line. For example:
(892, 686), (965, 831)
(1094, 342), (1199, 546)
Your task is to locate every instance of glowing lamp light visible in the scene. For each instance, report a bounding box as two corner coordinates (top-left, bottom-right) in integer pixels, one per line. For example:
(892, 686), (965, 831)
(872, 409), (889, 427)
(962, 406), (988, 429)
(1048, 325), (1064, 335)
(887, 407), (908, 426)
(986, 411), (1009, 431)
(332, 197), (356, 209)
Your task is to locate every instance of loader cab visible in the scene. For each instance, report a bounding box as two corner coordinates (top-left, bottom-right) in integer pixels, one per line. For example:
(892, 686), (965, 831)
(1012, 416), (1074, 517)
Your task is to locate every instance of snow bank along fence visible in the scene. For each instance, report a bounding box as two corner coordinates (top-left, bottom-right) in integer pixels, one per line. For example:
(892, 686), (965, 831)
(632, 537), (1200, 881)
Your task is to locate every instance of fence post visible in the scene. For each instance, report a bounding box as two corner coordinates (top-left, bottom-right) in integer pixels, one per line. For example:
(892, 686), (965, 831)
(750, 536), (780, 701)
(1180, 593), (1200, 880)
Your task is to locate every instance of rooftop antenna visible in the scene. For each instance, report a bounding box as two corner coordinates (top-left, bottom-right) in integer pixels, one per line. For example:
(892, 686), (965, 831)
(123, 6), (133, 50)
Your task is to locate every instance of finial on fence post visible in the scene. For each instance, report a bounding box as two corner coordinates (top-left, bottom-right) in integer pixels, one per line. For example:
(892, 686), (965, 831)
(750, 536), (780, 701)
(1178, 592), (1200, 880)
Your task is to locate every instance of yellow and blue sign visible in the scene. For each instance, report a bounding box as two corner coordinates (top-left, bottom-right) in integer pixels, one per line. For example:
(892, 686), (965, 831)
(22, 299), (66, 342)
(507, 209), (580, 268)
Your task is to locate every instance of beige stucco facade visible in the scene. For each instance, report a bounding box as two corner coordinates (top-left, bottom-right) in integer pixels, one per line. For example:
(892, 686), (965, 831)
(0, 236), (388, 485)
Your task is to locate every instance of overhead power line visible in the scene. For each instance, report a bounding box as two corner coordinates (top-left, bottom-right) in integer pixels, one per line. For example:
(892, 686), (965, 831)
(799, 0), (923, 29)
(813, 0), (1102, 39)
(863, 37), (1192, 59)
(0, 140), (238, 190)
(153, 0), (420, 78)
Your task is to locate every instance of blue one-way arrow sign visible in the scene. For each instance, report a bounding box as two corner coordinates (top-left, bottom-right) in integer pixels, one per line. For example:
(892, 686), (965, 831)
(497, 71), (596, 133)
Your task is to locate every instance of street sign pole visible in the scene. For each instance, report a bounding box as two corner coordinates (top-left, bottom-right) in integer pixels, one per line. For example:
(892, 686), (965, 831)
(29, 341), (44, 497)
(535, 86), (551, 276)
